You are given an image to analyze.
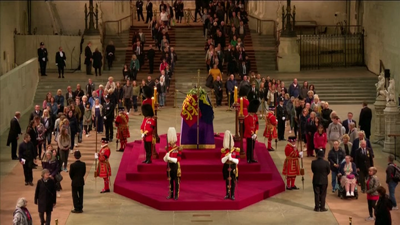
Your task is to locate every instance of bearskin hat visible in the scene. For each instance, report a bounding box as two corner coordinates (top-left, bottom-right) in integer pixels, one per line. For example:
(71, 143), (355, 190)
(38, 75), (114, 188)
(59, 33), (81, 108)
(248, 99), (260, 113)
(223, 130), (234, 149)
(141, 104), (154, 117)
(238, 85), (250, 97)
(143, 86), (153, 99)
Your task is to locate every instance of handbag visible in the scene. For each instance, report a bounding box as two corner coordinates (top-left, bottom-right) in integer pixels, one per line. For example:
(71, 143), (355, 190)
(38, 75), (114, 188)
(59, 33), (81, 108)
(55, 173), (63, 182)
(346, 174), (355, 179)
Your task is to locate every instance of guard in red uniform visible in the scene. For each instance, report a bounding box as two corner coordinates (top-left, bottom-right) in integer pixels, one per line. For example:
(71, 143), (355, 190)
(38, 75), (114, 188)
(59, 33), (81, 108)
(221, 130), (240, 200)
(115, 107), (130, 152)
(282, 136), (303, 190)
(140, 104), (155, 164)
(142, 86), (153, 105)
(244, 100), (260, 163)
(263, 107), (278, 151)
(96, 138), (112, 193)
(163, 127), (182, 200)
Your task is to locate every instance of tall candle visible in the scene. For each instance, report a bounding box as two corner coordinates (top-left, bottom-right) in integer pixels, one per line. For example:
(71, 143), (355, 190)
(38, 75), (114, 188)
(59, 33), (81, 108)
(151, 97), (155, 112)
(154, 87), (157, 104)
(240, 97), (243, 116)
(234, 86), (238, 103)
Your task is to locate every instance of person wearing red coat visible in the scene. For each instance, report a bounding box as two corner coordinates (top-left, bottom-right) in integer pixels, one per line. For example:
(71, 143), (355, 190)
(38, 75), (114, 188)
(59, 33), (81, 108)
(163, 127), (182, 200)
(221, 130), (240, 200)
(115, 107), (130, 152)
(96, 138), (111, 193)
(244, 100), (260, 163)
(141, 104), (155, 164)
(313, 125), (327, 156)
(263, 109), (278, 151)
(282, 136), (303, 190)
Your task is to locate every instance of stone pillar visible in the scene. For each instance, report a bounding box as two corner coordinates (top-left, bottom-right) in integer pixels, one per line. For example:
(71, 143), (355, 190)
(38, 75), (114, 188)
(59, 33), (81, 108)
(278, 37), (300, 72)
(383, 103), (400, 154)
(373, 95), (386, 143)
(80, 34), (102, 73)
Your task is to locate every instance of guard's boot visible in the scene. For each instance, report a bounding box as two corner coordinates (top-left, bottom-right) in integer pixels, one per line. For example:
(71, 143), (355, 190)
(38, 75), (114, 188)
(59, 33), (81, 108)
(174, 179), (180, 200)
(231, 179), (236, 200)
(224, 180), (230, 199)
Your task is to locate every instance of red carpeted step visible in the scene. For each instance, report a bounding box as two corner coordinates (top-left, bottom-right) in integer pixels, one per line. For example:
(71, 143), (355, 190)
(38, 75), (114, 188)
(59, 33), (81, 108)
(126, 171), (272, 181)
(114, 179), (284, 210)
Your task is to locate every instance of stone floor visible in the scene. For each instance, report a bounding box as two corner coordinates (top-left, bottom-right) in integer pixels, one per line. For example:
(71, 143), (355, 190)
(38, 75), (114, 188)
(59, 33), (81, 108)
(1, 70), (399, 225)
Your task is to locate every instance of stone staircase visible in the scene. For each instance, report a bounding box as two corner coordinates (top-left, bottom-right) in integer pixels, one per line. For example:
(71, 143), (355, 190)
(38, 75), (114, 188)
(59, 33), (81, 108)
(103, 26), (176, 107)
(250, 32), (277, 73)
(34, 75), (109, 107)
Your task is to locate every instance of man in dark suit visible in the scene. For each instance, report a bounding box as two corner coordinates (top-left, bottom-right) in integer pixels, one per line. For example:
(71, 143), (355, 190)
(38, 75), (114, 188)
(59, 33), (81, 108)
(354, 140), (374, 193)
(37, 42), (48, 76)
(29, 105), (43, 122)
(86, 78), (95, 98)
(311, 150), (330, 212)
(342, 112), (357, 134)
(247, 81), (258, 102)
(239, 61), (248, 80)
(351, 131), (373, 159)
(136, 0), (144, 21)
(213, 76), (223, 106)
(147, 45), (155, 74)
(145, 0), (153, 24)
(103, 96), (115, 142)
(7, 112), (22, 160)
(69, 151), (86, 213)
(359, 102), (372, 139)
(84, 42), (93, 75)
(276, 100), (286, 141)
(55, 46), (66, 78)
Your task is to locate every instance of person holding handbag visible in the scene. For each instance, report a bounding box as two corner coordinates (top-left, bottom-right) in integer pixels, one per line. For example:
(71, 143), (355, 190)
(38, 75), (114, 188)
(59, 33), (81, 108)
(57, 122), (71, 172)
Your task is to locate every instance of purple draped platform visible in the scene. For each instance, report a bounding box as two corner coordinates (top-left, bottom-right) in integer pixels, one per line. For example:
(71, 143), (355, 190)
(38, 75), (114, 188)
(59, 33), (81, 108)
(180, 118), (215, 149)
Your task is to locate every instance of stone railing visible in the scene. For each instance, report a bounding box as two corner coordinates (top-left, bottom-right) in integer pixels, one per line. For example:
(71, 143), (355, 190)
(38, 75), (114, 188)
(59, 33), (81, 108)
(0, 58), (39, 134)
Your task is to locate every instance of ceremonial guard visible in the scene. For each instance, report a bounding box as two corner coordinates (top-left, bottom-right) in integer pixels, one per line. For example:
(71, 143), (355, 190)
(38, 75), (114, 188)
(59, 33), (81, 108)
(244, 100), (260, 163)
(163, 127), (182, 200)
(140, 104), (155, 164)
(263, 107), (277, 151)
(95, 138), (111, 193)
(282, 136), (303, 190)
(142, 86), (153, 105)
(37, 42), (48, 76)
(115, 107), (130, 152)
(221, 130), (240, 200)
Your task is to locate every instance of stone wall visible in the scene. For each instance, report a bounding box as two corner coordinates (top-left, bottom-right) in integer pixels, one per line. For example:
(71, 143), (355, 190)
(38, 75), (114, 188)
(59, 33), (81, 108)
(15, 35), (82, 71)
(248, 1), (347, 30)
(0, 58), (39, 134)
(30, 1), (131, 35)
(0, 1), (27, 76)
(363, 1), (400, 100)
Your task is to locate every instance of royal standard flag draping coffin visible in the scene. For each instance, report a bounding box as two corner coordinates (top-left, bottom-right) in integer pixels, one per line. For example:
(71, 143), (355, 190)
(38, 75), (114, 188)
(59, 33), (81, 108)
(180, 89), (215, 149)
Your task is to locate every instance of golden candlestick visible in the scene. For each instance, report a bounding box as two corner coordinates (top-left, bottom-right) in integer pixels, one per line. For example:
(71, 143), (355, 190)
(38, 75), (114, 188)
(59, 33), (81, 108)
(234, 86), (238, 103)
(151, 97), (155, 112)
(154, 87), (158, 104)
(240, 97), (243, 116)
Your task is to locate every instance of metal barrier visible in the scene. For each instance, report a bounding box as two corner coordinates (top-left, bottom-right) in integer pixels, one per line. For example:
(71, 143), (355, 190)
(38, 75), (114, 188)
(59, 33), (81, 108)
(298, 32), (365, 70)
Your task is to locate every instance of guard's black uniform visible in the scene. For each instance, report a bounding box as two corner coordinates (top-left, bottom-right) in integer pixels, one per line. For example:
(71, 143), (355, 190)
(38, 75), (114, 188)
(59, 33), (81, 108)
(103, 99), (115, 141)
(37, 45), (48, 76)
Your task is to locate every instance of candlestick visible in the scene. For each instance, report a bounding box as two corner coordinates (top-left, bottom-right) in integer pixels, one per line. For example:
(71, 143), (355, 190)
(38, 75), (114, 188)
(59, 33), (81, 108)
(240, 97), (243, 116)
(154, 87), (158, 104)
(151, 97), (155, 112)
(234, 86), (238, 103)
